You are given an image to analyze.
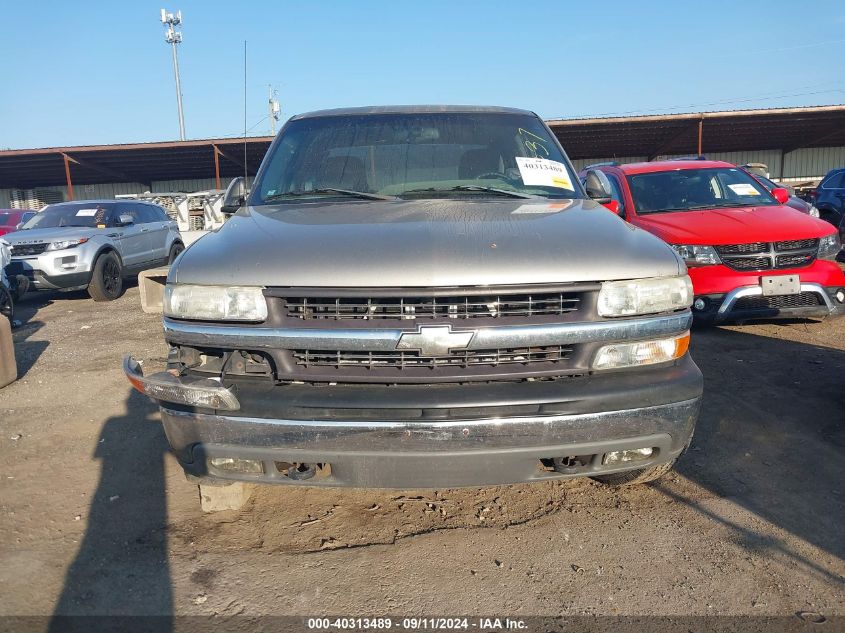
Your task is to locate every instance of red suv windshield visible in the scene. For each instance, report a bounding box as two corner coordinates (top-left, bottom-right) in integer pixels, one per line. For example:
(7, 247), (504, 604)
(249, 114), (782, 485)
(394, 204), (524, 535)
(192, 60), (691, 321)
(627, 167), (778, 214)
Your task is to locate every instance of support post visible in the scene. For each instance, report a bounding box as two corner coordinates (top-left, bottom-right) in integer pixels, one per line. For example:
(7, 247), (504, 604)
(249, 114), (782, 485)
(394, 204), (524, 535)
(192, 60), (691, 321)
(213, 145), (221, 190)
(697, 117), (703, 156)
(61, 153), (74, 201)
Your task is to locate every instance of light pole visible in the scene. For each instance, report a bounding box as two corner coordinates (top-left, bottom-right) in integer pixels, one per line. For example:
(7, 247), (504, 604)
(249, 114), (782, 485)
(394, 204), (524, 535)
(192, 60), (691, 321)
(161, 8), (186, 141)
(268, 85), (280, 135)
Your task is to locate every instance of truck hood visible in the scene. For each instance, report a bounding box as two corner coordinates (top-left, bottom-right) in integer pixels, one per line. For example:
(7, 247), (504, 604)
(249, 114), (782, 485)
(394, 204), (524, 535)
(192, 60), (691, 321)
(173, 198), (683, 287)
(3, 226), (101, 245)
(635, 204), (833, 245)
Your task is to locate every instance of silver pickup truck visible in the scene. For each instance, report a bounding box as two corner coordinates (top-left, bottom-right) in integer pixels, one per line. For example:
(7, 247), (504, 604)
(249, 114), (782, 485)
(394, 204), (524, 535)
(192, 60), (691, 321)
(126, 105), (702, 493)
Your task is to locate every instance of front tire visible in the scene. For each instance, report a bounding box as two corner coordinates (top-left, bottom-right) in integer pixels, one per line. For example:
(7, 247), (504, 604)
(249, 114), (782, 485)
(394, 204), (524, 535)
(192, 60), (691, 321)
(590, 459), (677, 487)
(168, 242), (185, 264)
(0, 285), (13, 321)
(87, 252), (124, 302)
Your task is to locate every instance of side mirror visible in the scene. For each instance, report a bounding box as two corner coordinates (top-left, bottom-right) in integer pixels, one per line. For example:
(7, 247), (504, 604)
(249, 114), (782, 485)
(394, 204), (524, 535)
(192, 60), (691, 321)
(15, 223), (24, 230)
(603, 200), (622, 215)
(771, 187), (790, 204)
(118, 213), (134, 226)
(221, 177), (247, 214)
(583, 169), (613, 205)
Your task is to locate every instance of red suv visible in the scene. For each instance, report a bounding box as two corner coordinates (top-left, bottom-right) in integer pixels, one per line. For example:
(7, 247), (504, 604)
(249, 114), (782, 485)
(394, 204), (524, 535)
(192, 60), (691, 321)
(579, 160), (845, 323)
(0, 209), (36, 237)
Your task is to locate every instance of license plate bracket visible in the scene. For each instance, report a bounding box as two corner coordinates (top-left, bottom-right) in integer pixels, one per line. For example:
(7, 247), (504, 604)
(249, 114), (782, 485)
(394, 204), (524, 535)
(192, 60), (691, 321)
(761, 275), (800, 296)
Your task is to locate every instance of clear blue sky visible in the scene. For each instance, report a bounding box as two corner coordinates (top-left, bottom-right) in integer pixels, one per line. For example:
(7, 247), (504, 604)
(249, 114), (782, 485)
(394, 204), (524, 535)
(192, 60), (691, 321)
(2, 0), (844, 149)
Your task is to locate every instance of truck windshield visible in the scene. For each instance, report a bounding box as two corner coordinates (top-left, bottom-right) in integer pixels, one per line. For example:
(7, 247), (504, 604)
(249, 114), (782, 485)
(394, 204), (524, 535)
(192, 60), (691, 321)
(627, 167), (778, 214)
(20, 203), (116, 229)
(253, 112), (583, 203)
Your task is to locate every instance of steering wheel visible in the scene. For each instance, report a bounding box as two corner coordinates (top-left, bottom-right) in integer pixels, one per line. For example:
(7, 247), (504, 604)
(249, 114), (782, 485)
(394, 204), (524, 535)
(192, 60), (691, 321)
(474, 172), (513, 183)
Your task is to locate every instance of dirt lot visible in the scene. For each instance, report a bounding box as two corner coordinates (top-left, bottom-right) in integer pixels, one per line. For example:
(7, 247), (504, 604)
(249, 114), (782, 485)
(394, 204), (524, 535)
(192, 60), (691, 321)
(0, 286), (843, 626)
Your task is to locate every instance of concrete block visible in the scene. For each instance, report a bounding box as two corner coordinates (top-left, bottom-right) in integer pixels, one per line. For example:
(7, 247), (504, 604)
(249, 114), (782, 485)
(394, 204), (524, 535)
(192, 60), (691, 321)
(138, 267), (170, 314)
(198, 482), (254, 512)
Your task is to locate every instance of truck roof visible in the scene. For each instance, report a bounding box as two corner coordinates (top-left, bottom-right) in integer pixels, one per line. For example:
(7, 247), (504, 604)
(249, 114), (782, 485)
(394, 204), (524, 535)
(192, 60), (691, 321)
(617, 160), (735, 175)
(291, 105), (536, 120)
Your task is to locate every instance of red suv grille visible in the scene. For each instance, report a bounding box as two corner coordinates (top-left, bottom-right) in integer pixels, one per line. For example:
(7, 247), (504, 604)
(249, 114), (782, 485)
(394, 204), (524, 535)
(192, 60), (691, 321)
(716, 240), (818, 272)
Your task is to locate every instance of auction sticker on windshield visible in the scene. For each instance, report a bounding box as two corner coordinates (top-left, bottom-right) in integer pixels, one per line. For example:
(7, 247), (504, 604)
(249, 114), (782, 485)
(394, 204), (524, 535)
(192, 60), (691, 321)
(75, 209), (98, 216)
(515, 157), (574, 189)
(727, 183), (761, 196)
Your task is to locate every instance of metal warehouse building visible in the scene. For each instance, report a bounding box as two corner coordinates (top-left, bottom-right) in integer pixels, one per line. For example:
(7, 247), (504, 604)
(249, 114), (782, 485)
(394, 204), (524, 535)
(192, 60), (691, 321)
(1, 104), (843, 209)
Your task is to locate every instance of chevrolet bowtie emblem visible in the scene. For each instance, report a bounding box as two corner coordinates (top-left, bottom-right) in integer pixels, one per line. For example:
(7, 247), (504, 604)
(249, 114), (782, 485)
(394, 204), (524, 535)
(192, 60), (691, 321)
(396, 325), (474, 357)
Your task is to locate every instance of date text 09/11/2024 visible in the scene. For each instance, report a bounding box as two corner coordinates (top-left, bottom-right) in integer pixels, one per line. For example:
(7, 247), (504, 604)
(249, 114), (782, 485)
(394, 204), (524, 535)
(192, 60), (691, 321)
(306, 617), (528, 630)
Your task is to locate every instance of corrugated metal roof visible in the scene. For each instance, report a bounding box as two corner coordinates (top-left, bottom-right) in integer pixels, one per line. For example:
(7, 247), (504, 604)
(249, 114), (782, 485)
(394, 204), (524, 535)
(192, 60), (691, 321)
(547, 104), (845, 160)
(1, 105), (843, 189)
(0, 136), (274, 189)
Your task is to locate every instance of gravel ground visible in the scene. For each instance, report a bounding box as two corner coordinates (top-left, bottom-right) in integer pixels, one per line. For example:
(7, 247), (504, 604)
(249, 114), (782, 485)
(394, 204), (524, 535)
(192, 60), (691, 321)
(0, 286), (843, 627)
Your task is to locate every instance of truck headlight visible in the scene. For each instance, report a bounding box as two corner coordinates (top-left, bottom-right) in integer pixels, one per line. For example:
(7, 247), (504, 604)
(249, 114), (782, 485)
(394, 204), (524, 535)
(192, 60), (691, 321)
(817, 233), (841, 261)
(164, 284), (268, 321)
(45, 238), (89, 251)
(597, 275), (693, 317)
(593, 332), (690, 370)
(670, 244), (721, 266)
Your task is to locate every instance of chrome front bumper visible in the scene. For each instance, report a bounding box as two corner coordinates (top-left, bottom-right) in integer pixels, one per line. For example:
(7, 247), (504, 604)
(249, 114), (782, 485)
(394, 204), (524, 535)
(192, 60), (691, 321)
(157, 396), (701, 488)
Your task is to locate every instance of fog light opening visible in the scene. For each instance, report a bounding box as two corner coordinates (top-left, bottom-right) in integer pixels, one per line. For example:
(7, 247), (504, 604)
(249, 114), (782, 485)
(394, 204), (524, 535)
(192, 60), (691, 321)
(545, 454), (596, 474)
(835, 289), (845, 304)
(208, 456), (264, 474)
(57, 255), (77, 270)
(603, 447), (655, 466)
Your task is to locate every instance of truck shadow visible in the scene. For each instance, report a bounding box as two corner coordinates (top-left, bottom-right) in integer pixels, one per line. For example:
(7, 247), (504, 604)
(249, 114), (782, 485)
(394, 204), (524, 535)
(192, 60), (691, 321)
(671, 325), (844, 569)
(49, 390), (173, 630)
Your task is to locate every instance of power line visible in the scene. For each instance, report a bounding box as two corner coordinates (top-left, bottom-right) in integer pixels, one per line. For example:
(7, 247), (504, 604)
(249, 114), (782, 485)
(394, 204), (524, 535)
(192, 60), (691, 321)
(712, 38), (845, 59)
(559, 85), (845, 120)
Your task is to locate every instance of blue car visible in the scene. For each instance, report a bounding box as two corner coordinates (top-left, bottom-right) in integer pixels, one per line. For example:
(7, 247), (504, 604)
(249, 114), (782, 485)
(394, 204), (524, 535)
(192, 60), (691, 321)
(815, 167), (845, 228)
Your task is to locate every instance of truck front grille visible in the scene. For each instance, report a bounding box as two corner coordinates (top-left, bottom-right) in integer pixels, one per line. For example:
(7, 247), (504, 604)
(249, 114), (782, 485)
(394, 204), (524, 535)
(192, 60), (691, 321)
(256, 284), (600, 383)
(285, 293), (582, 321)
(292, 345), (574, 369)
(716, 240), (818, 272)
(11, 243), (48, 256)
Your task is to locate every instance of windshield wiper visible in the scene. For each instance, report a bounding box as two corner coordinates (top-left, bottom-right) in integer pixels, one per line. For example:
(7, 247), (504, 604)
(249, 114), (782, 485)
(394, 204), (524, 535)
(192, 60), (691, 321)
(644, 203), (747, 214)
(401, 186), (537, 199)
(265, 188), (398, 202)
